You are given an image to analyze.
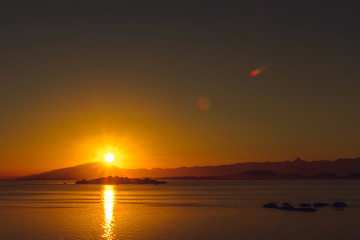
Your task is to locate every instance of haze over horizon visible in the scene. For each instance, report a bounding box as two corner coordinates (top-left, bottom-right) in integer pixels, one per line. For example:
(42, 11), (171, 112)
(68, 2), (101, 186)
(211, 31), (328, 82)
(1, 1), (359, 176)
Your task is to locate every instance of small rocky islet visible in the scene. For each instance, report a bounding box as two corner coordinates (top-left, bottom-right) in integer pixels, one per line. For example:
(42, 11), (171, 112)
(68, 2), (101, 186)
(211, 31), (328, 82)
(263, 201), (347, 212)
(75, 176), (166, 185)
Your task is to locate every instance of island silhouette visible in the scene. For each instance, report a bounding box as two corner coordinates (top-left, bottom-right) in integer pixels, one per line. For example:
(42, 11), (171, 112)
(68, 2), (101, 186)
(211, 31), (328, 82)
(76, 176), (166, 185)
(4, 157), (360, 181)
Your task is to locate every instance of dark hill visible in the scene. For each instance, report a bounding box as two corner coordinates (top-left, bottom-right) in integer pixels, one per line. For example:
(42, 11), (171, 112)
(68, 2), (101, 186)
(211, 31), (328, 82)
(17, 162), (123, 180)
(16, 157), (360, 180)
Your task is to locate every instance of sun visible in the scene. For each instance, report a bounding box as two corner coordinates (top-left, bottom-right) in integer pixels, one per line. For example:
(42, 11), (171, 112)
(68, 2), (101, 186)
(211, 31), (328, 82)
(95, 145), (125, 166)
(104, 153), (115, 163)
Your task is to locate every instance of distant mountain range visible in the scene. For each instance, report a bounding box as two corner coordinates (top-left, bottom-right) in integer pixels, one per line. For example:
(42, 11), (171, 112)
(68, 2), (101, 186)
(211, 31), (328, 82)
(158, 170), (360, 180)
(9, 157), (360, 181)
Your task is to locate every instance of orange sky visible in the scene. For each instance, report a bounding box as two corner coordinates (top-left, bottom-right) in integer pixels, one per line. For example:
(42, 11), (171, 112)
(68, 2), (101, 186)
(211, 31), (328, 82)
(1, 2), (360, 176)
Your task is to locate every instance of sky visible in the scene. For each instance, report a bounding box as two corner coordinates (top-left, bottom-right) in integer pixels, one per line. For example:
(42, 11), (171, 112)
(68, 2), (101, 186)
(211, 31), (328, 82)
(1, 1), (360, 176)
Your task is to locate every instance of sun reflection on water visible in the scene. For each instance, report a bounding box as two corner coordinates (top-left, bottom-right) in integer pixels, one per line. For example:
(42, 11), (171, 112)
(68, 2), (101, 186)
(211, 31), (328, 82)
(102, 185), (115, 240)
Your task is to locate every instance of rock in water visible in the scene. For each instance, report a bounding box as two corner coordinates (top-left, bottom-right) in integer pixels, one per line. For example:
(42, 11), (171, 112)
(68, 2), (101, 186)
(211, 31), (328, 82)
(75, 176), (166, 185)
(263, 202), (278, 208)
(278, 202), (295, 211)
(299, 203), (311, 207)
(332, 202), (347, 208)
(313, 203), (329, 208)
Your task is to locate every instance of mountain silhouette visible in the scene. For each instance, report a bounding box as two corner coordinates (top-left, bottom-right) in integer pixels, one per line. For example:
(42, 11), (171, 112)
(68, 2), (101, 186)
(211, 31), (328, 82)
(16, 157), (360, 180)
(158, 170), (360, 180)
(16, 162), (121, 180)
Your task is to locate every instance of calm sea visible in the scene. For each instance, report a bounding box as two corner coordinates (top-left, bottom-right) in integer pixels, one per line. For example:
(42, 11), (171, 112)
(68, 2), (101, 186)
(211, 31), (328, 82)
(0, 180), (359, 240)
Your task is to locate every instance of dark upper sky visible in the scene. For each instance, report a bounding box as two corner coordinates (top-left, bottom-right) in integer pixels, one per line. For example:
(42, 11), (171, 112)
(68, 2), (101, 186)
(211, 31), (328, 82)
(1, 1), (360, 175)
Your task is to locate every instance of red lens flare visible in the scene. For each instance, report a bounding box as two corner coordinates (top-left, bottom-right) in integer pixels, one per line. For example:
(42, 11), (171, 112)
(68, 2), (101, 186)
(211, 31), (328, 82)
(251, 65), (268, 77)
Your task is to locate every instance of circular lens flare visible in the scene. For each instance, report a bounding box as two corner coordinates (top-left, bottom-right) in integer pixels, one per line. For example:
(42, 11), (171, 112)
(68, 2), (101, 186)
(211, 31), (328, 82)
(104, 153), (115, 163)
(250, 65), (268, 77)
(196, 97), (210, 111)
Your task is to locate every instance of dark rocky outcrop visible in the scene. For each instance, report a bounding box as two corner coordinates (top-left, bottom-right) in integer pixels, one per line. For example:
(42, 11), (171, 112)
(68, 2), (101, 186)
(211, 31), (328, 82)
(313, 203), (329, 208)
(299, 203), (312, 207)
(332, 202), (347, 208)
(263, 202), (323, 212)
(263, 202), (278, 208)
(278, 202), (295, 211)
(264, 201), (349, 212)
(75, 176), (166, 185)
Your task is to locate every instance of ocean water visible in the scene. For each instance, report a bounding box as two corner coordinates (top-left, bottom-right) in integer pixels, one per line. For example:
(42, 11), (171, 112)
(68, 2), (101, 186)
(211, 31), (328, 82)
(0, 180), (359, 240)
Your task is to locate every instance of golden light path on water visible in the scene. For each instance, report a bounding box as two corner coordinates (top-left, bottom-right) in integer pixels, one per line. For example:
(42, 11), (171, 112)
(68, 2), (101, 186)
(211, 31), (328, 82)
(102, 185), (115, 240)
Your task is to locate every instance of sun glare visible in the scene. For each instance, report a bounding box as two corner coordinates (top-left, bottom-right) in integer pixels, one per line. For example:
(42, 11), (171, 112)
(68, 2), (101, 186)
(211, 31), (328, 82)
(105, 153), (115, 163)
(95, 144), (125, 166)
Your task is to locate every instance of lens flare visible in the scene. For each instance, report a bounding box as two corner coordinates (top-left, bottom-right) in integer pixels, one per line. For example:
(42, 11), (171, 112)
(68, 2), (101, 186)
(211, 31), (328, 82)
(196, 97), (210, 111)
(251, 65), (268, 77)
